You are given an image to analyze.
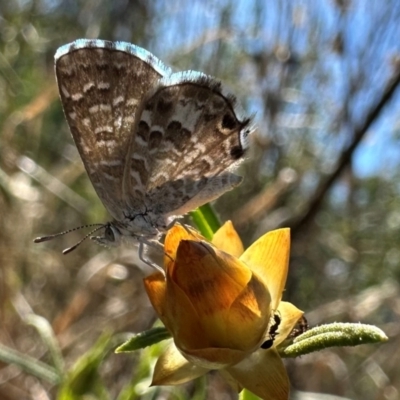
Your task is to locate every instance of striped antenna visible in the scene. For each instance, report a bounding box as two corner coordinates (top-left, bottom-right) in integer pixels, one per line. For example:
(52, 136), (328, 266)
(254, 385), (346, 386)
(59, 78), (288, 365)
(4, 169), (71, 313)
(34, 224), (106, 254)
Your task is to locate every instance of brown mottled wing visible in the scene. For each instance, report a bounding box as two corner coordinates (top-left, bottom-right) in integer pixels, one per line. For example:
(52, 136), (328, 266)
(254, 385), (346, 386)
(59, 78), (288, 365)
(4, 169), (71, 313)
(54, 40), (171, 220)
(125, 72), (252, 215)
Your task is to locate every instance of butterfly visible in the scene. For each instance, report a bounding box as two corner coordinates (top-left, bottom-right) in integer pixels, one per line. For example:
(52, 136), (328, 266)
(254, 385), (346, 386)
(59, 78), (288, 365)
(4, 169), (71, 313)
(35, 39), (253, 271)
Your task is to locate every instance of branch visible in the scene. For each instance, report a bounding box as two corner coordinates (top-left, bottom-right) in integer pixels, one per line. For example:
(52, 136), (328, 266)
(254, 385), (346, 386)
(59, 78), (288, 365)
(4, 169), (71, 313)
(290, 66), (400, 238)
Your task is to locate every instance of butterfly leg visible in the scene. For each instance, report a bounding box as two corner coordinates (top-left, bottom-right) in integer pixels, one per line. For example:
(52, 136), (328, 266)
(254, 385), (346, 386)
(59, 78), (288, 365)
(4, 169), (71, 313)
(180, 222), (202, 238)
(138, 239), (165, 275)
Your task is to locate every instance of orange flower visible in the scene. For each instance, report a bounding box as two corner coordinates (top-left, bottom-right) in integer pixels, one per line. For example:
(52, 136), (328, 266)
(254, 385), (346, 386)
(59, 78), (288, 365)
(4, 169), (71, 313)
(144, 222), (303, 399)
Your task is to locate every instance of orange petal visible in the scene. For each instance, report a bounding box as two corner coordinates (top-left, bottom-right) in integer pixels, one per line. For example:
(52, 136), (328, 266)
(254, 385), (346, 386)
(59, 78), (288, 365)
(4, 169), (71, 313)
(173, 240), (252, 312)
(151, 343), (209, 386)
(273, 301), (304, 347)
(226, 348), (289, 400)
(226, 274), (271, 351)
(163, 274), (210, 349)
(240, 228), (290, 310)
(145, 269), (209, 348)
(212, 221), (244, 257)
(164, 225), (205, 270)
(143, 272), (167, 318)
(171, 240), (253, 347)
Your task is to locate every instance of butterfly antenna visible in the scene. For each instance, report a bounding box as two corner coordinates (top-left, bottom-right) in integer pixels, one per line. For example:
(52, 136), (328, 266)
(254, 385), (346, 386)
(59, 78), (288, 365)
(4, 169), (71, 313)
(33, 223), (105, 252)
(62, 224), (106, 254)
(34, 224), (104, 243)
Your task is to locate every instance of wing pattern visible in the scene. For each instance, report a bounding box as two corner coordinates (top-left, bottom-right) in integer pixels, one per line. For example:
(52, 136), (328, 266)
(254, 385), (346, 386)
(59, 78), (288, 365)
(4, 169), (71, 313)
(55, 40), (171, 219)
(124, 72), (252, 216)
(54, 39), (253, 235)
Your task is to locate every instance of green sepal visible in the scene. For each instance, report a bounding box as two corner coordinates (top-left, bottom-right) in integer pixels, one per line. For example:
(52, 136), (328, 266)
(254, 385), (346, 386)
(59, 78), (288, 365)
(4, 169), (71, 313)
(115, 327), (171, 353)
(190, 204), (221, 239)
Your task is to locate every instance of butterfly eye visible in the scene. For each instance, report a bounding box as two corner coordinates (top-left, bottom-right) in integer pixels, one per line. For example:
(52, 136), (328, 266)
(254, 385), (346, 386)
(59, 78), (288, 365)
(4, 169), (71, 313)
(105, 226), (115, 242)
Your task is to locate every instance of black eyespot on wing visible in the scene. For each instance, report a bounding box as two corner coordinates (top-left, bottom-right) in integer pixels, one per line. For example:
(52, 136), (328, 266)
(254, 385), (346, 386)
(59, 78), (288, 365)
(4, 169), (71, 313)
(230, 145), (245, 160)
(222, 113), (237, 130)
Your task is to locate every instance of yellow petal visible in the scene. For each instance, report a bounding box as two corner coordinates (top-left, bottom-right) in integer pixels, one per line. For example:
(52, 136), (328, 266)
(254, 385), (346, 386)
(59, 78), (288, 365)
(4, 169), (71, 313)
(273, 301), (304, 347)
(218, 369), (243, 393)
(151, 342), (209, 386)
(240, 228), (290, 310)
(226, 348), (289, 400)
(164, 225), (205, 270)
(180, 346), (248, 369)
(212, 221), (244, 257)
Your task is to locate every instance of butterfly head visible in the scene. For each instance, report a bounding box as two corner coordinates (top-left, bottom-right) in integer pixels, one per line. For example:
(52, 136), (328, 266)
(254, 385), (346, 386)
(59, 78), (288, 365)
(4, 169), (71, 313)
(90, 223), (123, 247)
(91, 213), (161, 248)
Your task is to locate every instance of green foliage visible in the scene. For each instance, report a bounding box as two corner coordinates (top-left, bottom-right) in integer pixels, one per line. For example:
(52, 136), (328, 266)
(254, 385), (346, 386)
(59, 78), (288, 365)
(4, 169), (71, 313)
(57, 333), (113, 400)
(0, 343), (61, 385)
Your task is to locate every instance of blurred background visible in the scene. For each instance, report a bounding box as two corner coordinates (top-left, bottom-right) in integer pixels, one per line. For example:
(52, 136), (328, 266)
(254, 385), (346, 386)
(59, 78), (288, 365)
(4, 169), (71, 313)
(1, 0), (399, 399)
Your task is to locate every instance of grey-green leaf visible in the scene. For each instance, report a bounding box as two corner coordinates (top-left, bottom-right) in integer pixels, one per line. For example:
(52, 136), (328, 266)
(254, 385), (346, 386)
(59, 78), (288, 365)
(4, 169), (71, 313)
(280, 323), (388, 358)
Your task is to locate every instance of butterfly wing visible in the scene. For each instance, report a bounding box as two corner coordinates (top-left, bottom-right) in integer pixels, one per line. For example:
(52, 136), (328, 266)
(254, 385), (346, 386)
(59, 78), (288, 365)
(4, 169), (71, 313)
(124, 71), (252, 217)
(55, 39), (171, 220)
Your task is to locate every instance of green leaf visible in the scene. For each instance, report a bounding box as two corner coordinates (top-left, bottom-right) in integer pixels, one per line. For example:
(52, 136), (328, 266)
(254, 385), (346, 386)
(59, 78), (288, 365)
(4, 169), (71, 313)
(240, 388), (262, 400)
(190, 204), (221, 239)
(280, 322), (388, 358)
(0, 342), (61, 384)
(115, 327), (171, 353)
(26, 314), (65, 374)
(116, 341), (167, 400)
(57, 332), (113, 400)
